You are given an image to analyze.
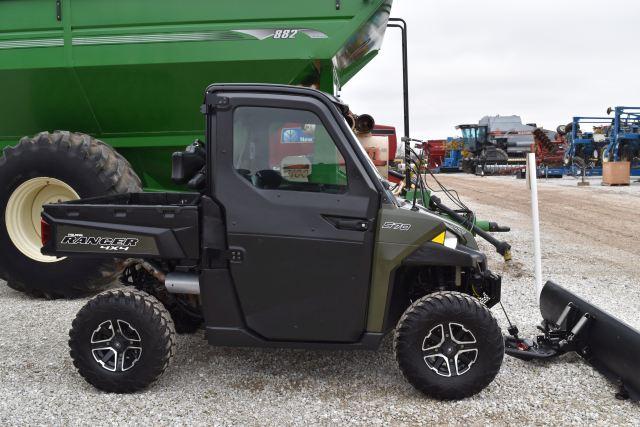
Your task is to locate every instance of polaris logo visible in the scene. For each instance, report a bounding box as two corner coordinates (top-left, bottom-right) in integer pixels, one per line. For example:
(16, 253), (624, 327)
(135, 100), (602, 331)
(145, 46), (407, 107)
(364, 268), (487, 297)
(61, 234), (139, 251)
(382, 221), (411, 231)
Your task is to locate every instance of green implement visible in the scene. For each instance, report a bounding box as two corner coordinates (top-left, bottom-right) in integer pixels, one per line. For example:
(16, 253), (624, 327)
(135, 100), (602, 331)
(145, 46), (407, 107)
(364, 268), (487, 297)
(0, 0), (391, 190)
(0, 0), (393, 298)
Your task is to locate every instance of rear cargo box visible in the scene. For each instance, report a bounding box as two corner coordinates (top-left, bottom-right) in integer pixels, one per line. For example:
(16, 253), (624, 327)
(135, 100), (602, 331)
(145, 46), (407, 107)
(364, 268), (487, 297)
(42, 193), (200, 260)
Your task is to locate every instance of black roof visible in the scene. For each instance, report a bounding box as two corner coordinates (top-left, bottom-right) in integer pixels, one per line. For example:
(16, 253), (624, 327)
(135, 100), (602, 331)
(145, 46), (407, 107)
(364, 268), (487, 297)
(205, 83), (349, 115)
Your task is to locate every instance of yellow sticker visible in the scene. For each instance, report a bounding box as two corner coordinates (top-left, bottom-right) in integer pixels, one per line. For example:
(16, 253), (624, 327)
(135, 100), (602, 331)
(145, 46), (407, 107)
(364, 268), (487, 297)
(431, 231), (445, 245)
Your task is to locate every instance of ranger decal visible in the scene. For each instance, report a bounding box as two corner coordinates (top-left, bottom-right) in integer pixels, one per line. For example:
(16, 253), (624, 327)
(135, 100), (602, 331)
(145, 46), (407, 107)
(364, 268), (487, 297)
(60, 234), (139, 251)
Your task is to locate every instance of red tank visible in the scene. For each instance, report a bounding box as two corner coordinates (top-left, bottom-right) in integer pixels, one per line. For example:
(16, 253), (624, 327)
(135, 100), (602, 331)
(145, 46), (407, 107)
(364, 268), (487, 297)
(424, 140), (446, 169)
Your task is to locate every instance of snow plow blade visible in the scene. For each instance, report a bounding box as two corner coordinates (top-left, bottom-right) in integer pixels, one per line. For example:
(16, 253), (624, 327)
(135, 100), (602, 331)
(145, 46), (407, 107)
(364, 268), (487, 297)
(505, 281), (640, 401)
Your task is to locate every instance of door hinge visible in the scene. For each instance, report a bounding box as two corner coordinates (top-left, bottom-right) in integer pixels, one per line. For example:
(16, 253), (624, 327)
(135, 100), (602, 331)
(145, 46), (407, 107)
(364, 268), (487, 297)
(204, 95), (230, 113)
(56, 0), (62, 21)
(226, 248), (245, 263)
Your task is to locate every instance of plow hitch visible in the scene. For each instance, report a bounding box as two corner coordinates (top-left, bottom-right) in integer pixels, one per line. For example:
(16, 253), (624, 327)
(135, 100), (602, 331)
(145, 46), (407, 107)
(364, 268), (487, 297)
(505, 281), (640, 401)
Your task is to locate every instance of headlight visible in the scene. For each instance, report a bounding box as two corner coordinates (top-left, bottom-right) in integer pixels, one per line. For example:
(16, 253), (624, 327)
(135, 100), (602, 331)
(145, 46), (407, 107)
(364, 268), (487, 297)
(444, 232), (459, 249)
(431, 230), (459, 249)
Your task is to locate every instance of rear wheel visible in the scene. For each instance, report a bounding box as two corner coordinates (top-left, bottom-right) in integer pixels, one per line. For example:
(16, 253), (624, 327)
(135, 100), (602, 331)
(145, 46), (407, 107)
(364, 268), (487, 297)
(394, 291), (504, 400)
(0, 131), (142, 298)
(69, 289), (176, 393)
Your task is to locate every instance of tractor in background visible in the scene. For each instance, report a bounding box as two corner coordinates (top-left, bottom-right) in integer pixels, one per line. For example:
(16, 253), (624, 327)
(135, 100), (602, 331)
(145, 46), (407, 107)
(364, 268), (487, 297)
(457, 123), (509, 174)
(457, 116), (560, 176)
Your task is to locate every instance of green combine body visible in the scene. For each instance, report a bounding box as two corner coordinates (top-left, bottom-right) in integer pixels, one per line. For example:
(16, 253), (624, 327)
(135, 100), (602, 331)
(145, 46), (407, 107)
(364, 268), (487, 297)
(0, 0), (391, 189)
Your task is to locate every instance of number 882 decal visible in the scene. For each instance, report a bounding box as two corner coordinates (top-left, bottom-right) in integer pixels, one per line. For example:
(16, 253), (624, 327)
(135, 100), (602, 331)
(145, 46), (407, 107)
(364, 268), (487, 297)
(273, 29), (299, 39)
(232, 29), (328, 41)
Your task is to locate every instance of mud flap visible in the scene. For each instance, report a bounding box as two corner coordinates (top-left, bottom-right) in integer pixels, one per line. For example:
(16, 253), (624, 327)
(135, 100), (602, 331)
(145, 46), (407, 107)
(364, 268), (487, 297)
(505, 281), (640, 401)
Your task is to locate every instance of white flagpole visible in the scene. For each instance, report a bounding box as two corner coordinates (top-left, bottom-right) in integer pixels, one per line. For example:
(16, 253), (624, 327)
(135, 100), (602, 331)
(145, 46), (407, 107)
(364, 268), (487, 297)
(527, 153), (543, 299)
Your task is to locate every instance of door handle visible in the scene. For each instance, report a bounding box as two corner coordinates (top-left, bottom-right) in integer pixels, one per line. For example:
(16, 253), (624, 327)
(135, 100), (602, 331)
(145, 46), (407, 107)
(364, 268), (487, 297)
(335, 219), (370, 231)
(323, 215), (371, 231)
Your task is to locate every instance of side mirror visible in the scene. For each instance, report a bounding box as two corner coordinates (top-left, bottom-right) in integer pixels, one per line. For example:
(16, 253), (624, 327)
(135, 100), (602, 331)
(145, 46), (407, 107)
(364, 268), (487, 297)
(172, 140), (206, 185)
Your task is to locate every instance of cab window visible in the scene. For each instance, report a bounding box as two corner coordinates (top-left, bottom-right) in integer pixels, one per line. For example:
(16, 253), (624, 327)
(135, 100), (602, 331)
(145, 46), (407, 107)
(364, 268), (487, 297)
(233, 107), (347, 193)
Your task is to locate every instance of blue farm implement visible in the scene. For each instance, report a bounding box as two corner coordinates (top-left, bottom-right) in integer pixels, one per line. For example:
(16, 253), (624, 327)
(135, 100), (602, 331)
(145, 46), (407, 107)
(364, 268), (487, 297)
(603, 107), (640, 169)
(563, 116), (612, 171)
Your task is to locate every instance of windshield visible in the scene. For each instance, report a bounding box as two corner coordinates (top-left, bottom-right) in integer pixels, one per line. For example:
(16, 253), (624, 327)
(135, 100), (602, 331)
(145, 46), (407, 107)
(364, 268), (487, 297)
(342, 117), (399, 204)
(460, 126), (487, 151)
(341, 118), (383, 179)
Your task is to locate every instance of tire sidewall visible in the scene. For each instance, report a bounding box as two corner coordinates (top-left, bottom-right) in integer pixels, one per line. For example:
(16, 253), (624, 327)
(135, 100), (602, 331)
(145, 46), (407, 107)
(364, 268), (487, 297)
(396, 294), (504, 399)
(0, 140), (122, 294)
(71, 300), (168, 389)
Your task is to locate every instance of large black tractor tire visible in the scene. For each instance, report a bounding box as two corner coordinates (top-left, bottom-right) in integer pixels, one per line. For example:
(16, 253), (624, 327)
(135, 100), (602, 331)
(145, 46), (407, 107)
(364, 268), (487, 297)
(69, 289), (176, 393)
(0, 131), (142, 298)
(394, 291), (504, 400)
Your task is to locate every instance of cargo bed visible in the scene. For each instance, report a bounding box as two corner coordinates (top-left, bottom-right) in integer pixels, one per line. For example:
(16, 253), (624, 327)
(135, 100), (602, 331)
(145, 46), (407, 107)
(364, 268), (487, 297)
(41, 193), (200, 260)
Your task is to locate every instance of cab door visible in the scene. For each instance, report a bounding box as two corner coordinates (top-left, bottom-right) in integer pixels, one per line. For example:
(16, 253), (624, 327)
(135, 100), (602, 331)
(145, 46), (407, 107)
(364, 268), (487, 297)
(211, 92), (380, 342)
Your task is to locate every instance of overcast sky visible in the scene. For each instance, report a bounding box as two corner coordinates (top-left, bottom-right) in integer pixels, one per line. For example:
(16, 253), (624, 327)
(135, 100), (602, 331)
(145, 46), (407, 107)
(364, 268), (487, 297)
(342, 0), (640, 140)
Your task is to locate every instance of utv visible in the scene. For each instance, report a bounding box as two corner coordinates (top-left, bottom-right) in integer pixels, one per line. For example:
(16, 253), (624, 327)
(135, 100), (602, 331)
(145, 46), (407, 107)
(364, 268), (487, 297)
(42, 84), (504, 399)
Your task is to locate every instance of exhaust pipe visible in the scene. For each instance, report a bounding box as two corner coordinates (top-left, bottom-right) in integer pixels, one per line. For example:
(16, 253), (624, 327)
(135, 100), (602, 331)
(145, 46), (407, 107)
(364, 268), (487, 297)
(165, 272), (200, 295)
(120, 260), (200, 295)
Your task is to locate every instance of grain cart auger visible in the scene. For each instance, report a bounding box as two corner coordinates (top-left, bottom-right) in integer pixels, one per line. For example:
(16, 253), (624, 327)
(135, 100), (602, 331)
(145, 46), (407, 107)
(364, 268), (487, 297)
(41, 84), (506, 398)
(503, 155), (640, 402)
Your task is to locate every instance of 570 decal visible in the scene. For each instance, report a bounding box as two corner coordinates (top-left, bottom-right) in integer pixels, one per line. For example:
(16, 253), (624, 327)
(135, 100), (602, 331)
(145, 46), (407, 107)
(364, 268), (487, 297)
(382, 221), (412, 231)
(60, 234), (139, 252)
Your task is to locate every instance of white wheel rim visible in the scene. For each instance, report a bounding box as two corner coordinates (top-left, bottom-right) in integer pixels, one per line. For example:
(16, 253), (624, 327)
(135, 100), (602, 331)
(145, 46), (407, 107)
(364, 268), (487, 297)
(5, 177), (79, 263)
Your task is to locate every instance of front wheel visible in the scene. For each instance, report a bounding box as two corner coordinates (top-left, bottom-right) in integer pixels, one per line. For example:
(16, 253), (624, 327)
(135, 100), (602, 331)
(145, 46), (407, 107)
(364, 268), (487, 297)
(394, 292), (504, 400)
(69, 289), (176, 393)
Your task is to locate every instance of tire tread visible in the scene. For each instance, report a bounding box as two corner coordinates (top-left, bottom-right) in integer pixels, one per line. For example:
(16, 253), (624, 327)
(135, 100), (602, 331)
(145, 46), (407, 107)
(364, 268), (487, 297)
(0, 131), (142, 298)
(69, 289), (175, 393)
(393, 291), (504, 400)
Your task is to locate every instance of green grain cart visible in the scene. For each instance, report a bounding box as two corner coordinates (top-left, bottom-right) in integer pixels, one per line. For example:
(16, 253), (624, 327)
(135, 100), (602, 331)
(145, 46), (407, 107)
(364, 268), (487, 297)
(0, 0), (393, 297)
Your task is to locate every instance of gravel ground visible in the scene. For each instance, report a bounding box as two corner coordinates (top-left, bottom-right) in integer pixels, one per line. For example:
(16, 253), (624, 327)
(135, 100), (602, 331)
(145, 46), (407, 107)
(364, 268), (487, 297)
(1, 174), (639, 425)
